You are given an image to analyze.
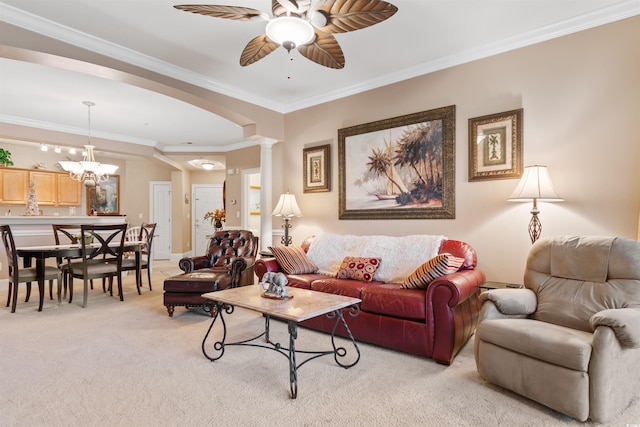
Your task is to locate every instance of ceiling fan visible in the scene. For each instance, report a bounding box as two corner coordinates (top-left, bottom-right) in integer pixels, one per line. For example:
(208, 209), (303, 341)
(174, 0), (398, 69)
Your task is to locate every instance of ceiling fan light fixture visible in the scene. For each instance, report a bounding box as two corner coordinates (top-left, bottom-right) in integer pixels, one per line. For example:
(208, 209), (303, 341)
(265, 16), (314, 51)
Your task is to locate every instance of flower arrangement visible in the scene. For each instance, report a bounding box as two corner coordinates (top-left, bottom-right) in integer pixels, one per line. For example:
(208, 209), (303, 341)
(204, 208), (225, 228)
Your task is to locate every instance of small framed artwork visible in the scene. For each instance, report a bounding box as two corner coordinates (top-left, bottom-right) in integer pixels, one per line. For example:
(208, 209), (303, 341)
(338, 105), (456, 220)
(86, 175), (120, 215)
(468, 109), (523, 181)
(303, 144), (330, 193)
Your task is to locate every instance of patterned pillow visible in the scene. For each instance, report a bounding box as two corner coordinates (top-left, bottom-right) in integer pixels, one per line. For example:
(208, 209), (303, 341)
(401, 253), (464, 289)
(268, 245), (318, 275)
(336, 257), (381, 282)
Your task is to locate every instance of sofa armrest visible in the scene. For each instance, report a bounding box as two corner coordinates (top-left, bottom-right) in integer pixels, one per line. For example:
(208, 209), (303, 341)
(479, 288), (537, 317)
(427, 268), (485, 364)
(254, 258), (283, 280)
(178, 255), (212, 273)
(429, 268), (485, 305)
(591, 308), (640, 348)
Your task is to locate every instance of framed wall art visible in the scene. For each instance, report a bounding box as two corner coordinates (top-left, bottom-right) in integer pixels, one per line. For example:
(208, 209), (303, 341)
(338, 105), (456, 220)
(86, 175), (120, 215)
(468, 109), (523, 181)
(303, 144), (330, 193)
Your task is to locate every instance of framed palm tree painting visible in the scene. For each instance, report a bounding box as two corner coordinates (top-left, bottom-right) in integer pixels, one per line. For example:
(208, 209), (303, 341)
(338, 106), (455, 220)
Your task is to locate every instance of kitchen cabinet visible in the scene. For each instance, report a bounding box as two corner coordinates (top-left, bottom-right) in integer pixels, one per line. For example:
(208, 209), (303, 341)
(29, 171), (56, 205)
(0, 168), (81, 206)
(57, 173), (82, 205)
(0, 168), (29, 204)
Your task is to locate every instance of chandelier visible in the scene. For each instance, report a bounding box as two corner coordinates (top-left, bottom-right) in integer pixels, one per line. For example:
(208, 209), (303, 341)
(59, 101), (118, 187)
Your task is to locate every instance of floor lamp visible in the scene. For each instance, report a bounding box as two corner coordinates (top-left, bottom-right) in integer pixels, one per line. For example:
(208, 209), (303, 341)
(508, 165), (563, 244)
(272, 192), (303, 246)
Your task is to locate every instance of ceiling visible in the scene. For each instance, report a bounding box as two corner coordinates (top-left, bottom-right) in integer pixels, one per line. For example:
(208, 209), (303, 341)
(0, 0), (638, 166)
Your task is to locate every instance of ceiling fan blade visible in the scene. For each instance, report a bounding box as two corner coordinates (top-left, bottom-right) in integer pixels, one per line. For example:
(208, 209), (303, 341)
(314, 0), (398, 33)
(240, 34), (280, 66)
(297, 31), (344, 69)
(174, 5), (269, 21)
(272, 0), (312, 17)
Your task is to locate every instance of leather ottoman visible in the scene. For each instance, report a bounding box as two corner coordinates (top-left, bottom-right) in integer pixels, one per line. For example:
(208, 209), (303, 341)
(163, 271), (233, 317)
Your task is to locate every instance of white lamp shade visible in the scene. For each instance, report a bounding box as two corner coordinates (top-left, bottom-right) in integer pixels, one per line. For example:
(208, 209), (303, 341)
(265, 16), (315, 46)
(96, 163), (119, 175)
(508, 165), (563, 202)
(272, 193), (303, 217)
(59, 161), (83, 174)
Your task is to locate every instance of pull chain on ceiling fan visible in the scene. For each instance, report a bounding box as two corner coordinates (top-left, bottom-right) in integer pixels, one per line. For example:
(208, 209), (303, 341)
(174, 0), (398, 69)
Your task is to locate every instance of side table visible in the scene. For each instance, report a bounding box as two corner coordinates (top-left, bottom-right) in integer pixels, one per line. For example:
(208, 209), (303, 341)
(480, 281), (523, 291)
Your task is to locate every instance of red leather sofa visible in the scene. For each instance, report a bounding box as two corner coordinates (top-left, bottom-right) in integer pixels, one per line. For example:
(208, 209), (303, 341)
(254, 236), (485, 365)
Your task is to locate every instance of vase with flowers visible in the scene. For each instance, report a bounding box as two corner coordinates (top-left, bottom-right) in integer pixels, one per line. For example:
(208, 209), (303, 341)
(204, 208), (225, 231)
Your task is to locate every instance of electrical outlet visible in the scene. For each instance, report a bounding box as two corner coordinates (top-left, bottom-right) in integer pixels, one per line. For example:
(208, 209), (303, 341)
(236, 211), (240, 218)
(138, 213), (143, 219)
(0, 261), (2, 271)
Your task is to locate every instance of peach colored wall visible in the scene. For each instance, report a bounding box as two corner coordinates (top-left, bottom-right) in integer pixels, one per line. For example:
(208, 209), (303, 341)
(122, 158), (173, 224)
(224, 146), (261, 228)
(279, 16), (640, 284)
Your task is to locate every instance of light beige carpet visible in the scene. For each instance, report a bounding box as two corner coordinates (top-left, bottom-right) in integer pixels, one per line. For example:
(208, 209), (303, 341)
(1, 263), (639, 427)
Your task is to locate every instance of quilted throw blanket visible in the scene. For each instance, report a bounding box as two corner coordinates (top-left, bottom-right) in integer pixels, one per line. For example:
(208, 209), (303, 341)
(306, 233), (446, 284)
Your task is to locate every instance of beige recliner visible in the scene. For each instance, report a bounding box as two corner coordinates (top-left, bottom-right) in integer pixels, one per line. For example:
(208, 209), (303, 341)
(474, 235), (640, 422)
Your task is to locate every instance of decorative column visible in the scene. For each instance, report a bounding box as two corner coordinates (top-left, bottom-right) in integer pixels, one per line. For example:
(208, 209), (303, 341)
(259, 138), (278, 252)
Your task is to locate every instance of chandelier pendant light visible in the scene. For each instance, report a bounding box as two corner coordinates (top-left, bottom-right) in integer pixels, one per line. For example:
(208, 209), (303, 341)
(59, 101), (118, 187)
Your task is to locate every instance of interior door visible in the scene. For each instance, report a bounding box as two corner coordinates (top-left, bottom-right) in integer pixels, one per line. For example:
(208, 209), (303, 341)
(193, 184), (223, 256)
(150, 181), (171, 260)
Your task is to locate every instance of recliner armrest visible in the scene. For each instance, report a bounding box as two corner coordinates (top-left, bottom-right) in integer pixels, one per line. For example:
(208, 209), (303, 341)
(591, 308), (640, 348)
(178, 255), (212, 273)
(480, 288), (537, 316)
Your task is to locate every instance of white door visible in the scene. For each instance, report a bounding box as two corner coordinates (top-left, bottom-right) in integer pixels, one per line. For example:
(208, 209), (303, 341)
(192, 184), (223, 256)
(150, 181), (171, 259)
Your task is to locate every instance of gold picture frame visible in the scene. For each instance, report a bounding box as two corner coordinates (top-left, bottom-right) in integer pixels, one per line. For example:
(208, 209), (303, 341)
(468, 109), (523, 181)
(86, 175), (120, 215)
(303, 144), (330, 193)
(338, 105), (456, 220)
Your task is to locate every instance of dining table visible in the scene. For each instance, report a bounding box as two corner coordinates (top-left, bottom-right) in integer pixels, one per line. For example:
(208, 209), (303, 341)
(16, 240), (145, 311)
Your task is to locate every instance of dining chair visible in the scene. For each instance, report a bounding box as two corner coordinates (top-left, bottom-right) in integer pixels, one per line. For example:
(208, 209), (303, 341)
(121, 223), (156, 291)
(67, 223), (127, 308)
(124, 226), (141, 261)
(1, 224), (62, 313)
(52, 224), (84, 300)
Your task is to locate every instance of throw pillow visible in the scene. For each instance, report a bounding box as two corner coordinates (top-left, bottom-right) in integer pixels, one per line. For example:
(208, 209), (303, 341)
(401, 253), (464, 289)
(268, 245), (318, 275)
(336, 256), (381, 282)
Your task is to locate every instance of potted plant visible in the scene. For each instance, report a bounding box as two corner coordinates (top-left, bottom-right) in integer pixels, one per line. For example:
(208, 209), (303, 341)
(0, 148), (14, 166)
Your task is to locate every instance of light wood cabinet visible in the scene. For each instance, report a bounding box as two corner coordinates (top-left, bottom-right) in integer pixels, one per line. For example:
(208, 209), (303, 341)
(0, 168), (29, 204)
(57, 174), (82, 206)
(0, 168), (81, 206)
(29, 171), (57, 206)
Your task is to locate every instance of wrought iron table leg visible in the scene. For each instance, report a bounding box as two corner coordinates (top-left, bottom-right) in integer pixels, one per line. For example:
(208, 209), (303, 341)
(328, 305), (361, 368)
(288, 321), (298, 399)
(201, 302), (230, 361)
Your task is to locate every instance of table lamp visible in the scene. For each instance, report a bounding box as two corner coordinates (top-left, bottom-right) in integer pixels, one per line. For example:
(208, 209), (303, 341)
(272, 192), (303, 246)
(508, 165), (563, 244)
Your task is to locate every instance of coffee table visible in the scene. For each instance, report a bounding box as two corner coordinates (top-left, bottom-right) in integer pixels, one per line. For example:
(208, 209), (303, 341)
(201, 285), (361, 398)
